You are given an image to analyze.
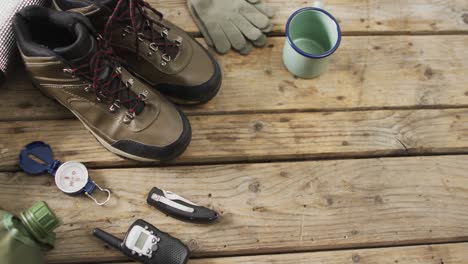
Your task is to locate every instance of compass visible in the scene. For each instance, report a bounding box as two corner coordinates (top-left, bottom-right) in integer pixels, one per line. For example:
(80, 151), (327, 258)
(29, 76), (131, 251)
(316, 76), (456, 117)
(19, 141), (111, 206)
(55, 161), (89, 194)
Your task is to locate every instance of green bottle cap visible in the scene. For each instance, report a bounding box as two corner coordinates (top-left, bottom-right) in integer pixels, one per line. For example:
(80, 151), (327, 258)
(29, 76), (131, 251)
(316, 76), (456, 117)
(20, 201), (59, 248)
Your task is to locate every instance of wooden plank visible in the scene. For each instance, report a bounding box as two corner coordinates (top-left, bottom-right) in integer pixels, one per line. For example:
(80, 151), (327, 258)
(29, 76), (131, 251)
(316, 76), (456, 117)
(1, 156), (468, 262)
(149, 0), (468, 34)
(117, 243), (468, 264)
(2, 35), (468, 121)
(3, 108), (468, 170)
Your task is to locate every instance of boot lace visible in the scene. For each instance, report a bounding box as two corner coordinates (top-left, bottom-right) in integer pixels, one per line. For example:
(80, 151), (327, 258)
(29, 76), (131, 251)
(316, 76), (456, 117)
(103, 0), (182, 66)
(64, 38), (146, 123)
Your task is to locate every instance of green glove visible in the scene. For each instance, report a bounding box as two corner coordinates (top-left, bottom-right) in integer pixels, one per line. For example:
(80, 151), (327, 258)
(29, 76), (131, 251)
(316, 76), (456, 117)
(187, 0), (274, 54)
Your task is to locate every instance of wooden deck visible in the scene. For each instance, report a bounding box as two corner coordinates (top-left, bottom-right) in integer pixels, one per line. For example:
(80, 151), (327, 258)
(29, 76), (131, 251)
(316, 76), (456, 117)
(1, 0), (468, 263)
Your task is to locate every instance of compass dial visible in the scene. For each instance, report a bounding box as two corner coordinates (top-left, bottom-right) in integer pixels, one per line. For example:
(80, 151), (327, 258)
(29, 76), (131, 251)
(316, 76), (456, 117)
(55, 161), (89, 194)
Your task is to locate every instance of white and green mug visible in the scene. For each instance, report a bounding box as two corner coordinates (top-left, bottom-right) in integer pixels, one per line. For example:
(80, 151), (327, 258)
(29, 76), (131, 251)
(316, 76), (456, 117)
(283, 1), (341, 79)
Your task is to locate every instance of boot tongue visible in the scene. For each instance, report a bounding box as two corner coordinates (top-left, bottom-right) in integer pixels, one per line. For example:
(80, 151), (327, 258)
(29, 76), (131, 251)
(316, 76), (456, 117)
(95, 0), (145, 26)
(54, 23), (145, 115)
(94, 0), (179, 59)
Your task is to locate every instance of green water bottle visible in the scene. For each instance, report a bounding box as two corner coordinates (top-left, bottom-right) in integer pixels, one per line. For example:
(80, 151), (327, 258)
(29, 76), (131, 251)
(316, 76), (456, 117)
(0, 201), (59, 264)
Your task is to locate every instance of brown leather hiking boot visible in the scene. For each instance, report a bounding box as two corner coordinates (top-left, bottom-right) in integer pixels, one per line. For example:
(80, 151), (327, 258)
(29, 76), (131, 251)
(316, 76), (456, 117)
(53, 0), (222, 105)
(13, 6), (191, 162)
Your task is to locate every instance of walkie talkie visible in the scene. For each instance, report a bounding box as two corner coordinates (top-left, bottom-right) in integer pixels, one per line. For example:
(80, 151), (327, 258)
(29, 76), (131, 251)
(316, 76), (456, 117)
(93, 219), (190, 264)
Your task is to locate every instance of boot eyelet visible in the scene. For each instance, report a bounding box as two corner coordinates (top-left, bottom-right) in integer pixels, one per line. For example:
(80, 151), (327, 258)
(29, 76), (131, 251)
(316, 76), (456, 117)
(123, 111), (135, 124)
(124, 25), (132, 33)
(63, 68), (76, 77)
(161, 28), (169, 38)
(96, 91), (106, 102)
(126, 78), (135, 87)
(162, 53), (171, 61)
(122, 26), (133, 38)
(109, 105), (117, 113)
(161, 54), (171, 67)
(109, 100), (121, 113)
(137, 33), (145, 42)
(175, 36), (183, 47)
(148, 43), (158, 57)
(84, 85), (93, 93)
(139, 90), (149, 101)
(149, 43), (158, 52)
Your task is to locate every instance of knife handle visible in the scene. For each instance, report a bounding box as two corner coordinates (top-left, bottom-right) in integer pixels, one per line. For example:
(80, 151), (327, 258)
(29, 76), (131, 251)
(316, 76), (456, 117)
(147, 187), (219, 224)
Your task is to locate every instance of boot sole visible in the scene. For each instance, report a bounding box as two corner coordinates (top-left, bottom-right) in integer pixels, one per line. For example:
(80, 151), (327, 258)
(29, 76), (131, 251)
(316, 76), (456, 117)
(89, 122), (191, 162)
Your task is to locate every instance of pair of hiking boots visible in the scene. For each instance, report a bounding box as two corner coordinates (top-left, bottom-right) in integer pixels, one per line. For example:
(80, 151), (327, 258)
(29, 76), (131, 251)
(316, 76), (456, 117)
(13, 0), (222, 161)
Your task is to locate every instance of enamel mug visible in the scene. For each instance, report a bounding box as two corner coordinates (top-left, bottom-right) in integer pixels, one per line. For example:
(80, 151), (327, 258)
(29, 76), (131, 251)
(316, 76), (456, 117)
(283, 1), (341, 78)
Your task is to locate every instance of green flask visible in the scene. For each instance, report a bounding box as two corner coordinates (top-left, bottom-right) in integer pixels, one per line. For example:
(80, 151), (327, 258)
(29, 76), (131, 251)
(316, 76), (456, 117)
(0, 201), (59, 264)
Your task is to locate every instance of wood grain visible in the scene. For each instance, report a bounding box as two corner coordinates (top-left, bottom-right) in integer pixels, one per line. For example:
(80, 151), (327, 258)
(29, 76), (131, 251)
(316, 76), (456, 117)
(2, 109), (468, 170)
(148, 0), (468, 34)
(1, 1), (466, 263)
(118, 243), (468, 264)
(1, 156), (468, 262)
(2, 35), (468, 121)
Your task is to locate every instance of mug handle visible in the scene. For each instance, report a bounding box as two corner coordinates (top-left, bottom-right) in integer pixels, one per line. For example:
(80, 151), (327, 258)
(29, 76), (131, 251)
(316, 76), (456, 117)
(313, 0), (323, 8)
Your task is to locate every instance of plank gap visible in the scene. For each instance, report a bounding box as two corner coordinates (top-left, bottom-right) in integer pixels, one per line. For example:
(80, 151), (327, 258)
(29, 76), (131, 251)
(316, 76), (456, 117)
(72, 241), (468, 264)
(4, 152), (468, 174)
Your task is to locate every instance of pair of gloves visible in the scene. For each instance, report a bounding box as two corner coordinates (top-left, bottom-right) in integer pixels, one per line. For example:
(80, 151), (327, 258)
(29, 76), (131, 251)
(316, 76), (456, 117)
(187, 0), (274, 55)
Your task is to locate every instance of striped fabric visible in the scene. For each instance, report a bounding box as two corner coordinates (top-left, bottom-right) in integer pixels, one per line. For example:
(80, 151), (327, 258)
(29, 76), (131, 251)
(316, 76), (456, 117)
(0, 0), (48, 76)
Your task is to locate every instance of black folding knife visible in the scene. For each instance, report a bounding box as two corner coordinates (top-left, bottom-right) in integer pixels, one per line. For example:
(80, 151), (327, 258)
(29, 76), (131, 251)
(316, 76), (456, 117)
(147, 187), (219, 224)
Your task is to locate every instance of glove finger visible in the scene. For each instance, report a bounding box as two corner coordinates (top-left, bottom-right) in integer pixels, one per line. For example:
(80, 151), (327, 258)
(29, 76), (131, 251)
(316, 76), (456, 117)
(261, 21), (273, 33)
(253, 2), (275, 18)
(239, 3), (270, 29)
(238, 41), (254, 55)
(205, 22), (231, 54)
(220, 21), (247, 51)
(252, 34), (267, 47)
(230, 13), (263, 41)
(187, 2), (215, 47)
